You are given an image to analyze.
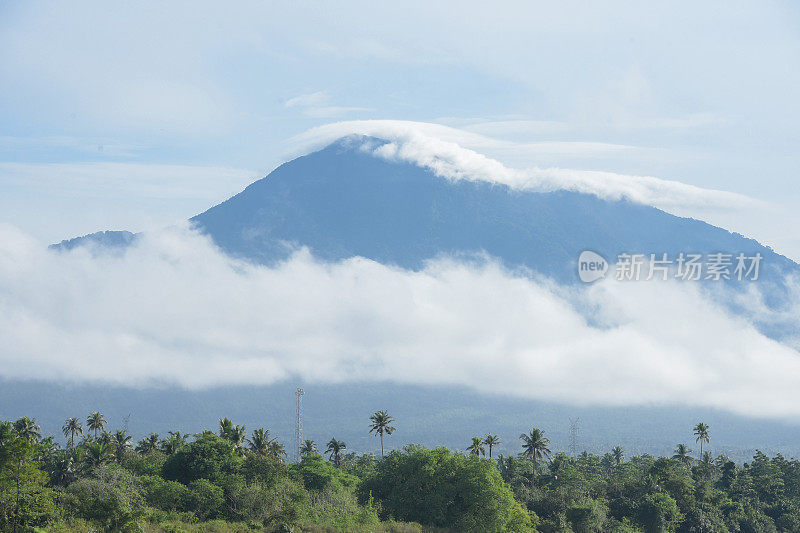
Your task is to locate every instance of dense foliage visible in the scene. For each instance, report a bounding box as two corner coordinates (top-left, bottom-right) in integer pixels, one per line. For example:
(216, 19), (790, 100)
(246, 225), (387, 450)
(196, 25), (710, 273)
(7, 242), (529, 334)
(2, 413), (800, 532)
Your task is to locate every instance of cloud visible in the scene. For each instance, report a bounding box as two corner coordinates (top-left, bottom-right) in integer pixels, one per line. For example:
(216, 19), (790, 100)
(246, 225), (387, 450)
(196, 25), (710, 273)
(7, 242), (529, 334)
(284, 91), (371, 118)
(290, 120), (759, 211)
(285, 91), (331, 108)
(2, 223), (800, 419)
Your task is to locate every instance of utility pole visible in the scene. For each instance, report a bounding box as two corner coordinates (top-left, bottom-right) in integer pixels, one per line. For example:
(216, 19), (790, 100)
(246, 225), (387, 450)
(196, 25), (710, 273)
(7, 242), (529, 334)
(294, 388), (304, 462)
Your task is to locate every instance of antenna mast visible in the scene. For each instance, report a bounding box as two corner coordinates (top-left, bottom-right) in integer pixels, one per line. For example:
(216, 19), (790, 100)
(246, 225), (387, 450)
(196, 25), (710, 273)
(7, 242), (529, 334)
(294, 388), (304, 462)
(569, 417), (580, 457)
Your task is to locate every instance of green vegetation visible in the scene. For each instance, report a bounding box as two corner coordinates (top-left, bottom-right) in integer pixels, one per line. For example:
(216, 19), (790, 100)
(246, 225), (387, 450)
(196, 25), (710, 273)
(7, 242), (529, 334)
(2, 414), (800, 532)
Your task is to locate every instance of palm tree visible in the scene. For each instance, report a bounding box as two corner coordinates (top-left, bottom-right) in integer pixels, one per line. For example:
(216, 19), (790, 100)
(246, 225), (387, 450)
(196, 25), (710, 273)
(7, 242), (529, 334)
(62, 417), (83, 448)
(673, 443), (693, 466)
(219, 418), (247, 455)
(84, 441), (114, 468)
(698, 451), (714, 480)
(110, 430), (132, 463)
(49, 450), (80, 487)
(268, 441), (287, 462)
(612, 446), (624, 466)
(467, 436), (486, 457)
(520, 428), (551, 488)
(13, 417), (41, 443)
(693, 422), (710, 456)
(86, 412), (107, 439)
(369, 410), (396, 457)
(247, 428), (276, 456)
(326, 438), (347, 467)
(483, 434), (501, 458)
(160, 431), (188, 455)
(135, 433), (160, 454)
(300, 439), (318, 457)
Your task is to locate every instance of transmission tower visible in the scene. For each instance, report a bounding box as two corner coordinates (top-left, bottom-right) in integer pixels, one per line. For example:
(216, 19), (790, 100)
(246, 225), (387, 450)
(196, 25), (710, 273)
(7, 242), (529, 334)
(569, 417), (580, 457)
(294, 388), (304, 462)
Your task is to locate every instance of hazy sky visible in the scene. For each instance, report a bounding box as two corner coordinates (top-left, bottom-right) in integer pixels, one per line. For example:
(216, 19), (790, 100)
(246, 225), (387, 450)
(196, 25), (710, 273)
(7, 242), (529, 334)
(1, 1), (799, 256)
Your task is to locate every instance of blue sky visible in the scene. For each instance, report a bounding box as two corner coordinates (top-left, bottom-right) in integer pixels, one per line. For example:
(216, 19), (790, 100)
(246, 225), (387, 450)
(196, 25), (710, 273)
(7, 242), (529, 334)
(1, 1), (800, 256)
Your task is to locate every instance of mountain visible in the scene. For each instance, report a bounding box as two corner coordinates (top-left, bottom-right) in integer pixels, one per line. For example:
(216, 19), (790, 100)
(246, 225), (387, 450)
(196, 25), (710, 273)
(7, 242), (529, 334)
(55, 136), (798, 292)
(50, 230), (137, 252)
(28, 135), (800, 454)
(191, 136), (797, 290)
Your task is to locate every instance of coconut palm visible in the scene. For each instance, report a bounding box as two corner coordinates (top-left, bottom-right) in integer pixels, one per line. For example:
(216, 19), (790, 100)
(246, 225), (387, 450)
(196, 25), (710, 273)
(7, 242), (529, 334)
(326, 438), (347, 467)
(48, 449), (80, 487)
(219, 418), (247, 455)
(483, 434), (501, 458)
(62, 417), (83, 448)
(698, 451), (715, 480)
(13, 417), (41, 443)
(84, 441), (114, 468)
(160, 431), (188, 455)
(520, 428), (551, 488)
(110, 430), (132, 463)
(247, 428), (276, 456)
(467, 436), (486, 457)
(300, 439), (318, 457)
(369, 410), (396, 457)
(673, 443), (693, 466)
(136, 433), (160, 454)
(694, 422), (710, 456)
(86, 412), (107, 439)
(612, 446), (624, 466)
(268, 441), (287, 462)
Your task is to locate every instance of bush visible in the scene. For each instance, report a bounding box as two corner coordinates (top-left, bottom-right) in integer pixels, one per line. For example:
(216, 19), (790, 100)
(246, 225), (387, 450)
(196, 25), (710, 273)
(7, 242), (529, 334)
(186, 478), (224, 520)
(290, 453), (359, 492)
(162, 434), (239, 484)
(140, 474), (191, 512)
(65, 466), (146, 531)
(360, 445), (531, 532)
(124, 451), (168, 477)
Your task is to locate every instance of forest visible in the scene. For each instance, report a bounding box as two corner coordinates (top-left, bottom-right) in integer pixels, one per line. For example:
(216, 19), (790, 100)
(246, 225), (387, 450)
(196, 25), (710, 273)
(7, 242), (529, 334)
(2, 412), (800, 532)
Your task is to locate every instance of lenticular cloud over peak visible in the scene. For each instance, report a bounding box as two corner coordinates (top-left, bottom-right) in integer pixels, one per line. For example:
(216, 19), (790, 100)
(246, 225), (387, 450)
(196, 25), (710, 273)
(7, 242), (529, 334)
(290, 120), (758, 212)
(3, 222), (800, 419)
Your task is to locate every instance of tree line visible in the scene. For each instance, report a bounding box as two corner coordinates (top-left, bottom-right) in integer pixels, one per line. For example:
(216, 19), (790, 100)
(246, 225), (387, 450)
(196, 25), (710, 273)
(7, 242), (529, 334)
(2, 411), (799, 532)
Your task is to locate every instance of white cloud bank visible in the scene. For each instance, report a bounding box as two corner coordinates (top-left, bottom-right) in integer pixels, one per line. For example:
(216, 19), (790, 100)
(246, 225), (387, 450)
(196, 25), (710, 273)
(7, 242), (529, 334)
(2, 223), (800, 419)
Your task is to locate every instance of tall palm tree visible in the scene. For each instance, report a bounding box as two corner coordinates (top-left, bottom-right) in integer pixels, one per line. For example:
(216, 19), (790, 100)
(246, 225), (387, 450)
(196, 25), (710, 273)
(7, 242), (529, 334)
(86, 412), (107, 439)
(110, 430), (132, 463)
(673, 443), (693, 466)
(300, 439), (318, 457)
(136, 433), (160, 454)
(62, 418), (83, 448)
(483, 434), (501, 458)
(467, 436), (486, 457)
(13, 417), (41, 443)
(247, 428), (275, 456)
(612, 446), (624, 466)
(326, 438), (347, 467)
(369, 410), (396, 457)
(520, 428), (551, 488)
(693, 422), (710, 456)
